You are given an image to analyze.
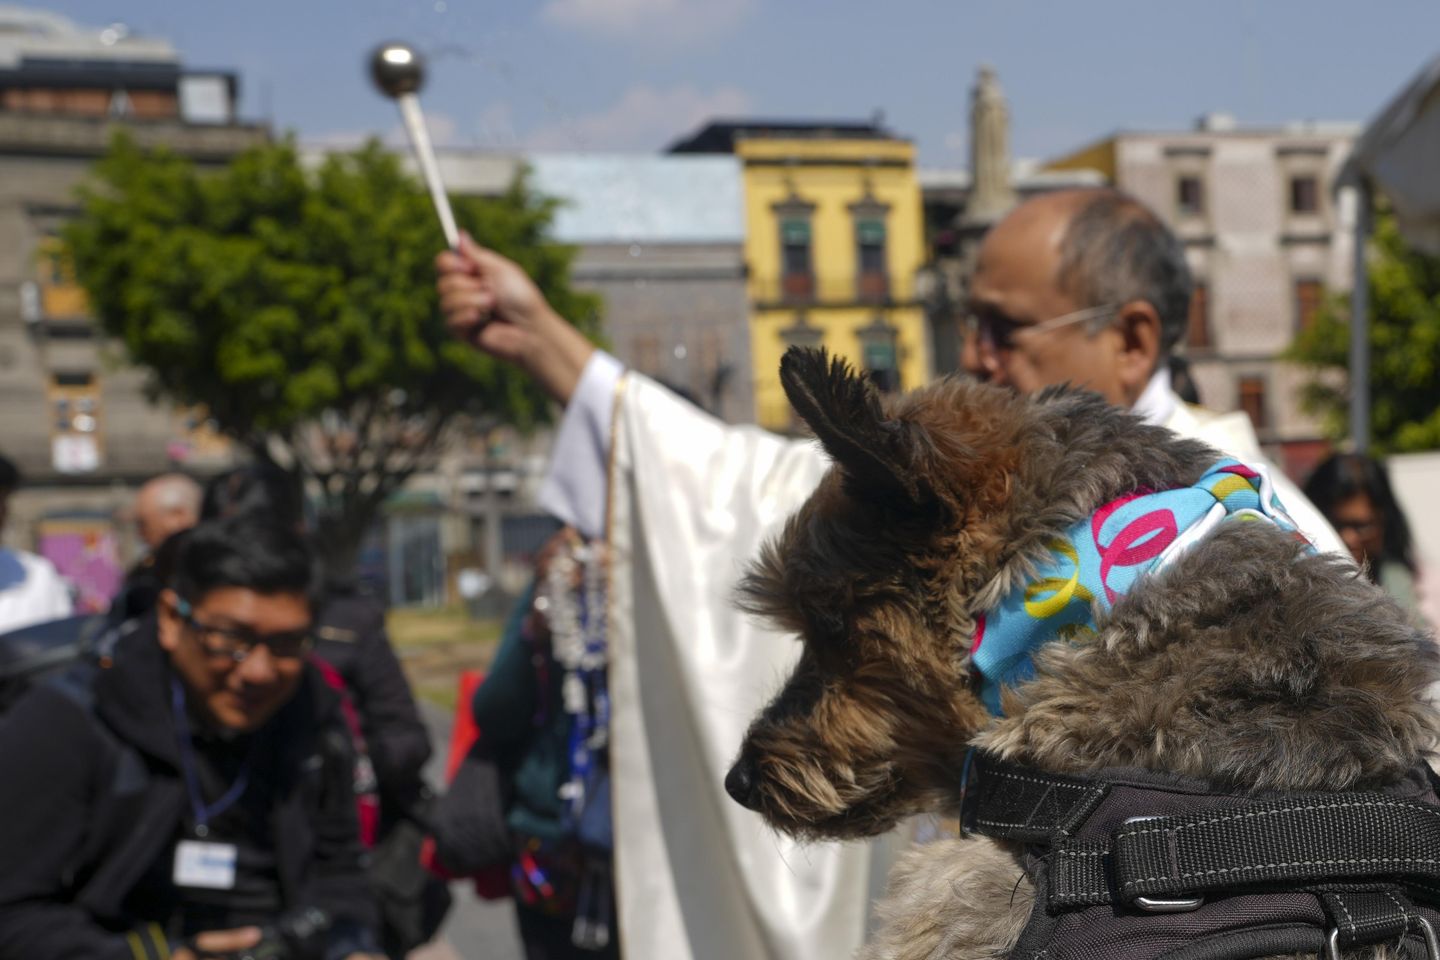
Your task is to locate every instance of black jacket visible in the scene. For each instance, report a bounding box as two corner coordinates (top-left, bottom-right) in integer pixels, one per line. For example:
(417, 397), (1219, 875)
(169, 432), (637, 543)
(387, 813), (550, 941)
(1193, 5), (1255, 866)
(0, 619), (377, 959)
(313, 588), (431, 815)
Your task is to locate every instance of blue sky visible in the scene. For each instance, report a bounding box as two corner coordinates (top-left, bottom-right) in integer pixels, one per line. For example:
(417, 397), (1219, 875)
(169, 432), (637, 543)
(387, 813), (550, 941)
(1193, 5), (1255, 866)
(39, 0), (1440, 165)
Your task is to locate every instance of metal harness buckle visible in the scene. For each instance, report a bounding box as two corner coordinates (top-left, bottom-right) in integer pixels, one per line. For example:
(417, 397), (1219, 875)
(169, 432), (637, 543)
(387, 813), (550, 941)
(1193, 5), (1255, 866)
(1121, 817), (1204, 913)
(1324, 914), (1440, 959)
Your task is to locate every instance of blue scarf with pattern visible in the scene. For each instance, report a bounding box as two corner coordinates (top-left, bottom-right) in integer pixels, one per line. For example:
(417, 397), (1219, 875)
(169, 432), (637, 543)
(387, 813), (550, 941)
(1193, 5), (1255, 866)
(971, 459), (1313, 714)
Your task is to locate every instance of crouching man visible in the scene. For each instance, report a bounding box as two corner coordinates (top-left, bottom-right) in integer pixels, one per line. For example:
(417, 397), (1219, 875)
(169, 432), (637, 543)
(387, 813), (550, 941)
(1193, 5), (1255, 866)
(0, 518), (381, 960)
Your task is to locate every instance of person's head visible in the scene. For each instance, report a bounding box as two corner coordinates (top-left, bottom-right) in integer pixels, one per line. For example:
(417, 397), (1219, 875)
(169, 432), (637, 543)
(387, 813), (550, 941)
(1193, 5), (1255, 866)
(201, 463), (305, 531)
(963, 188), (1192, 407)
(134, 473), (202, 549)
(1303, 454), (1414, 575)
(0, 453), (18, 531)
(158, 518), (317, 733)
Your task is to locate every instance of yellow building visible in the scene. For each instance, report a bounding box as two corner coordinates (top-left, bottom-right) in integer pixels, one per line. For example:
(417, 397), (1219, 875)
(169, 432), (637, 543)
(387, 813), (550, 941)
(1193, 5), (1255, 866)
(671, 121), (930, 430)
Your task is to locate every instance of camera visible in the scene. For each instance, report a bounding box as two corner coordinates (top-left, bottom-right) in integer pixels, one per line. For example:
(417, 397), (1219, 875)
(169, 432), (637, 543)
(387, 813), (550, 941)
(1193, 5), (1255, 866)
(191, 908), (330, 960)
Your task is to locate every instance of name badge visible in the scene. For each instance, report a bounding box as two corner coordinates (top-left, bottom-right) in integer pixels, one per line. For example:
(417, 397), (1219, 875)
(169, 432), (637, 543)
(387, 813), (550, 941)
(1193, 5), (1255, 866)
(173, 839), (238, 890)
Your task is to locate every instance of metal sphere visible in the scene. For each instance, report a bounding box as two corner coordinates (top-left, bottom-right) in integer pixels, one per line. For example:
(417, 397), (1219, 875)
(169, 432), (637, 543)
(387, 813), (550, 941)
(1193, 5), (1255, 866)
(370, 42), (425, 98)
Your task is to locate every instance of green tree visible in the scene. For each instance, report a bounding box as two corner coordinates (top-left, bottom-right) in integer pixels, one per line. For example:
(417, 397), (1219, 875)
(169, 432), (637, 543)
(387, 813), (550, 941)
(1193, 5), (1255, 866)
(1289, 206), (1440, 453)
(63, 134), (600, 573)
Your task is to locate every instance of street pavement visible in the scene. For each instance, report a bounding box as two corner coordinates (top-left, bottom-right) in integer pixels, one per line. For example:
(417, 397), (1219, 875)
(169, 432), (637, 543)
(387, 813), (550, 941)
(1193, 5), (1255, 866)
(412, 701), (524, 960)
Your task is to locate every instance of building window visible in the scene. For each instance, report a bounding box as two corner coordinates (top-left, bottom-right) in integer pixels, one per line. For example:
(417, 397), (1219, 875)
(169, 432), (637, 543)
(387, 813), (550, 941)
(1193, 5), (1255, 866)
(697, 329), (723, 410)
(1237, 375), (1267, 432)
(35, 234), (88, 319)
(1176, 175), (1205, 218)
(780, 218), (814, 301)
(1187, 281), (1211, 350)
(855, 218), (889, 303)
(1289, 175), (1320, 215)
(779, 312), (824, 351)
(1294, 278), (1325, 333)
(49, 371), (102, 473)
(857, 317), (900, 393)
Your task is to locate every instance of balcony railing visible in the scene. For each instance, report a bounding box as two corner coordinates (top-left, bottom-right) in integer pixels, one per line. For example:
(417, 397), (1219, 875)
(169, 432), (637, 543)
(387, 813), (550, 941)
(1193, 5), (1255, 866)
(750, 272), (907, 307)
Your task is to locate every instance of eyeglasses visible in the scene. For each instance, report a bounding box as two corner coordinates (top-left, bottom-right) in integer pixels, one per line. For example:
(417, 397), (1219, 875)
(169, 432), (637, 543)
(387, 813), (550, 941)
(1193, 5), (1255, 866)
(1332, 518), (1383, 537)
(964, 303), (1120, 354)
(172, 598), (313, 664)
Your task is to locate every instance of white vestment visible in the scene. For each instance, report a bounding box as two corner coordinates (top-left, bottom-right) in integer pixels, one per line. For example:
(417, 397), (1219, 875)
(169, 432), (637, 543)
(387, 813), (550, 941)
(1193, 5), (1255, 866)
(538, 355), (1344, 960)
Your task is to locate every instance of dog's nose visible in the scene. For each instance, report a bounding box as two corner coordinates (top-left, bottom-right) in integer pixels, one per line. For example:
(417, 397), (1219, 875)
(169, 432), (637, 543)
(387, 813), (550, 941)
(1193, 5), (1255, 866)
(725, 755), (761, 810)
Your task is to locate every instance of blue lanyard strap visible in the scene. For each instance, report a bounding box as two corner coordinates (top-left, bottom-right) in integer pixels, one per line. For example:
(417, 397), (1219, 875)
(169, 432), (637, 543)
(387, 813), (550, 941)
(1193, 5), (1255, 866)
(170, 677), (252, 838)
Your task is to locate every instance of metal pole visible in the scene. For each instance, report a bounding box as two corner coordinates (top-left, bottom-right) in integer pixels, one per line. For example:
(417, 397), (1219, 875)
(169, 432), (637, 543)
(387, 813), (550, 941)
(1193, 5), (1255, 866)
(396, 93), (459, 249)
(1348, 183), (1372, 452)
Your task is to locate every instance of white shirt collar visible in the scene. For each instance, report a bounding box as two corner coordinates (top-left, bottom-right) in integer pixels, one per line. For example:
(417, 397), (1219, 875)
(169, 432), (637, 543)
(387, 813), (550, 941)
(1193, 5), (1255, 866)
(1132, 366), (1177, 427)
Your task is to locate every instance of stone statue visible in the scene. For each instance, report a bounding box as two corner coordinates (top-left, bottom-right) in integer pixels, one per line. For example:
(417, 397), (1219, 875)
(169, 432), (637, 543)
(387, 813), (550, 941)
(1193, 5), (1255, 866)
(967, 65), (1016, 223)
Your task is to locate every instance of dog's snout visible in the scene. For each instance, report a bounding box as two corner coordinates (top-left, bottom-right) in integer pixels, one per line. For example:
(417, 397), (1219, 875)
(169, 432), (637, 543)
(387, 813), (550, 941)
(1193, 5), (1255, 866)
(725, 755), (761, 810)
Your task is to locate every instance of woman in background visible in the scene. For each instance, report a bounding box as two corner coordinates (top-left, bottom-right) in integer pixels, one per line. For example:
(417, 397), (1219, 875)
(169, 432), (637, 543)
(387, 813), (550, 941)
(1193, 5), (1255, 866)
(1304, 453), (1425, 621)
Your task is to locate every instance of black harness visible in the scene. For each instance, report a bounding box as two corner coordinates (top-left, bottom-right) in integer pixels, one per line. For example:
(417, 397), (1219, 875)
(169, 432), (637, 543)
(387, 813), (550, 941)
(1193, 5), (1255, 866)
(961, 751), (1440, 959)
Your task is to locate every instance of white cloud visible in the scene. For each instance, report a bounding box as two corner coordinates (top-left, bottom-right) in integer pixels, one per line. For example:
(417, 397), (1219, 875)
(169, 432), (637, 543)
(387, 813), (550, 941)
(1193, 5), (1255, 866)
(943, 130), (967, 158)
(541, 0), (755, 45)
(513, 84), (752, 151)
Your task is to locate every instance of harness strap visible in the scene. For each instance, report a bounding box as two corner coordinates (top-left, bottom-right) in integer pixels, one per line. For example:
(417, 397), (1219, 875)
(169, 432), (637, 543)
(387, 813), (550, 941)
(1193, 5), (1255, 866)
(966, 755), (1110, 843)
(1322, 890), (1411, 948)
(1046, 791), (1440, 909)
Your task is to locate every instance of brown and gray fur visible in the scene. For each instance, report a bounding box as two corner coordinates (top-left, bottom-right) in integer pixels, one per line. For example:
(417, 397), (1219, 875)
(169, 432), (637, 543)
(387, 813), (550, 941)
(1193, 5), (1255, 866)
(730, 348), (1439, 960)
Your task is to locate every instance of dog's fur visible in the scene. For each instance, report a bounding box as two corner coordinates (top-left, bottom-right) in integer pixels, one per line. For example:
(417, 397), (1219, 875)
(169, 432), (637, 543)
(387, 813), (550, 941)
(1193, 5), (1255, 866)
(732, 349), (1439, 960)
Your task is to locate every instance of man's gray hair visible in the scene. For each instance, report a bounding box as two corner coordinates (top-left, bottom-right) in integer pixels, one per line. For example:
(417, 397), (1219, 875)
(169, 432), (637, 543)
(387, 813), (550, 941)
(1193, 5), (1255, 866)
(1055, 188), (1192, 357)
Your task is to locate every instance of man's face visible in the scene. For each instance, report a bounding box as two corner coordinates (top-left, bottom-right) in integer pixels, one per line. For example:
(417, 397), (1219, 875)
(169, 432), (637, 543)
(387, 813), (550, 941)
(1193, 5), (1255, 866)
(962, 199), (1129, 405)
(158, 586), (311, 733)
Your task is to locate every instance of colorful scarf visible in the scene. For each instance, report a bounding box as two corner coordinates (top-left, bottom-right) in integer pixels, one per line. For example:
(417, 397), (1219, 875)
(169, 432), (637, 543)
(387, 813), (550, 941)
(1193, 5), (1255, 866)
(971, 459), (1312, 714)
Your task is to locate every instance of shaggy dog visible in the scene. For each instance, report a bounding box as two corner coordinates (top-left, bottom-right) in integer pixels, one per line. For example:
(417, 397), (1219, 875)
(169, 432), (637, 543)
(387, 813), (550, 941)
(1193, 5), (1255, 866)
(726, 348), (1439, 960)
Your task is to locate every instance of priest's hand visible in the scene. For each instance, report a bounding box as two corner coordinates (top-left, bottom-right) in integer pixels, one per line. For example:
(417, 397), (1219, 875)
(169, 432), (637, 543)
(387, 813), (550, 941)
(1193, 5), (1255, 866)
(437, 232), (594, 405)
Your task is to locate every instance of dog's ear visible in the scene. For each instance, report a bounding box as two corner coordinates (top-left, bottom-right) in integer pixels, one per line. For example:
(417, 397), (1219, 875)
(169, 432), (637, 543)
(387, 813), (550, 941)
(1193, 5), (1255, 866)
(780, 347), (930, 505)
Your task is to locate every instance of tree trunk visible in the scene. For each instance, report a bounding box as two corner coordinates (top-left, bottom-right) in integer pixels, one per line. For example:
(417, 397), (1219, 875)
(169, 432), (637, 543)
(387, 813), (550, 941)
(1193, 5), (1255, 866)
(314, 506), (372, 584)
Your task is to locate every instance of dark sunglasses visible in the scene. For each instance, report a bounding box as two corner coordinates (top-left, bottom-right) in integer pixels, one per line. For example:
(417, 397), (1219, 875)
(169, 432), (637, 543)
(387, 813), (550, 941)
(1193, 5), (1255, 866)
(964, 303), (1119, 353)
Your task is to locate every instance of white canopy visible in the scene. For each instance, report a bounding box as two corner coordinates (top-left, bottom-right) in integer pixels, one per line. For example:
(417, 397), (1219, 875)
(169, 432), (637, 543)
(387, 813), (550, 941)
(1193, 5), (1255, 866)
(1341, 54), (1440, 254)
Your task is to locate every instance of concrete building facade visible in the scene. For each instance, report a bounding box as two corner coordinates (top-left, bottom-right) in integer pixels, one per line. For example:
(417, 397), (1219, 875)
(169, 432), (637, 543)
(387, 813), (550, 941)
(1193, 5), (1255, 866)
(0, 6), (265, 608)
(526, 153), (753, 422)
(1046, 115), (1359, 477)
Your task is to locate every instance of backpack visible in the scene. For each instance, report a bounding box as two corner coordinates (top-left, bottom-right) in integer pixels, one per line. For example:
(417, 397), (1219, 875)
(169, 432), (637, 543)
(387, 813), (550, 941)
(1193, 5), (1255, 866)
(0, 615), (114, 717)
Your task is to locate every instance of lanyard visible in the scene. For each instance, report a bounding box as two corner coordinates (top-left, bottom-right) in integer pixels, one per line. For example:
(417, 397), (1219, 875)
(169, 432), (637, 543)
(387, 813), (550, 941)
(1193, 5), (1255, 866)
(170, 677), (252, 839)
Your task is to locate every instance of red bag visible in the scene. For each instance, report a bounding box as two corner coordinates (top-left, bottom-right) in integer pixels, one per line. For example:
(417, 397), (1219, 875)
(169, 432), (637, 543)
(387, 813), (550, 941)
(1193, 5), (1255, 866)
(310, 653), (381, 848)
(421, 669), (511, 900)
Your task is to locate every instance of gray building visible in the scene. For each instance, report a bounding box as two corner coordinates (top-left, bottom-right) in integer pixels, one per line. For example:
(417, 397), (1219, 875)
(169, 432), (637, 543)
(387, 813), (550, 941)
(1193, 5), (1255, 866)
(526, 153), (751, 422)
(0, 6), (265, 608)
(1046, 114), (1358, 478)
